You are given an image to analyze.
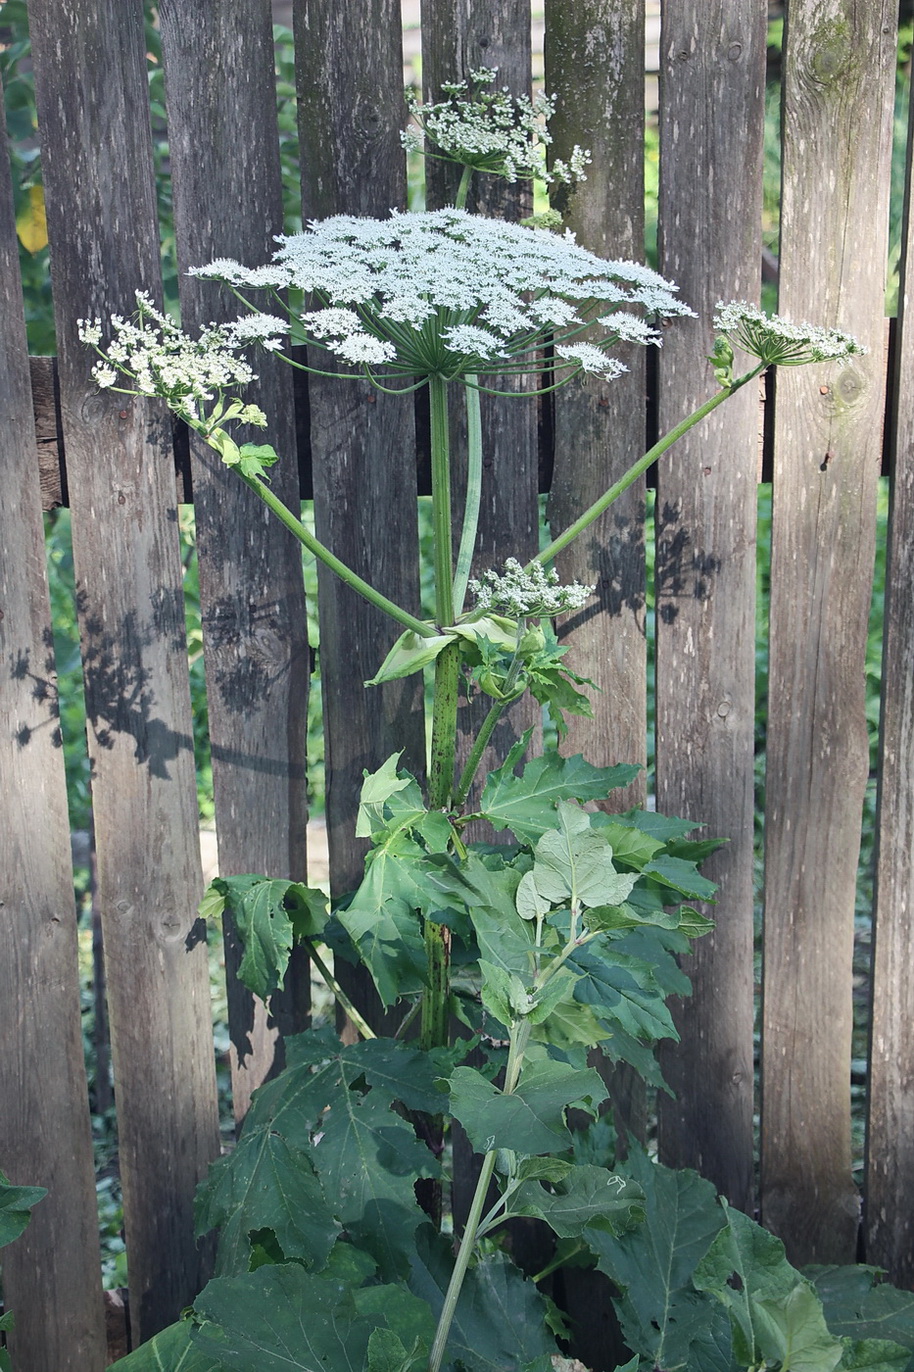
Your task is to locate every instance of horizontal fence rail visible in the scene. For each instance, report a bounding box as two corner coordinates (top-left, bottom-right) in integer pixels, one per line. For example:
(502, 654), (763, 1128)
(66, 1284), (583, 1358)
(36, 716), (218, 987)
(1, 2), (913, 1368)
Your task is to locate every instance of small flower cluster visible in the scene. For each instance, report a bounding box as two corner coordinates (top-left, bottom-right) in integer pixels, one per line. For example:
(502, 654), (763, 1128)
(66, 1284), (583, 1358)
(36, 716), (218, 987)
(78, 291), (289, 416)
(469, 558), (594, 618)
(192, 209), (691, 386)
(402, 68), (591, 187)
(712, 301), (866, 367)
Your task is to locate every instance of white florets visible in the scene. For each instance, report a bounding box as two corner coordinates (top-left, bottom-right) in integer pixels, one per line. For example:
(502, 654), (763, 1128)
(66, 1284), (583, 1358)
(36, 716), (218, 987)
(197, 208), (692, 383)
(712, 301), (866, 366)
(77, 290), (259, 407)
(469, 558), (594, 618)
(402, 68), (590, 187)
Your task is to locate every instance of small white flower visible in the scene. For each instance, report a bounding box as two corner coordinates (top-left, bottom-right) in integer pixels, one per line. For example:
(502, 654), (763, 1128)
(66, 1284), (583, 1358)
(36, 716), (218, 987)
(555, 343), (628, 379)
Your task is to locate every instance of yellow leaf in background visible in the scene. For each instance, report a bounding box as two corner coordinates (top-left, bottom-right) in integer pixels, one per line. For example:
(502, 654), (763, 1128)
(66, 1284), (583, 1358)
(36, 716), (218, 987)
(16, 185), (48, 253)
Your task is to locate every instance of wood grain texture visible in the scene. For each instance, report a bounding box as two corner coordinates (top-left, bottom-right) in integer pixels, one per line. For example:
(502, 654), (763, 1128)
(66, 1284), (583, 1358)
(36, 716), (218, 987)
(654, 0), (767, 1213)
(542, 0), (650, 1168)
(295, 0), (424, 1044)
(29, 0), (221, 1341)
(545, 0), (647, 811)
(761, 0), (895, 1263)
(158, 0), (311, 1122)
(865, 59), (914, 1288)
(0, 91), (107, 1372)
(421, 0), (540, 803)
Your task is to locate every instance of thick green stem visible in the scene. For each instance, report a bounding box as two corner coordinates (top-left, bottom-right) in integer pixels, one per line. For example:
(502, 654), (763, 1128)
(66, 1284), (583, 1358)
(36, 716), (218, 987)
(454, 164), (473, 211)
(429, 374), (455, 628)
(422, 376), (459, 1064)
(452, 380), (483, 616)
(427, 1019), (531, 1372)
(238, 471), (435, 639)
(453, 697), (506, 808)
(531, 366), (764, 570)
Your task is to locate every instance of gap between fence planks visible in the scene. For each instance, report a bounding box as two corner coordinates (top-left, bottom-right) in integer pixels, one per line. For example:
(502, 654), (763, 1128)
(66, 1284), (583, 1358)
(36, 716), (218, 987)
(28, 0), (222, 1355)
(652, 0), (766, 1217)
(761, 0), (897, 1265)
(866, 39), (914, 1286)
(157, 0), (312, 1123)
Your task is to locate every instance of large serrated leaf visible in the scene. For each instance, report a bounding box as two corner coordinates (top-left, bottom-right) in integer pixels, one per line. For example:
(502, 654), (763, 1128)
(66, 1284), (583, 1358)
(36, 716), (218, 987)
(752, 1282), (844, 1372)
(693, 1201), (809, 1365)
(480, 750), (640, 844)
(191, 1265), (375, 1371)
(569, 942), (678, 1044)
(533, 803), (637, 910)
(0, 1171), (46, 1247)
(335, 837), (431, 1005)
(586, 1150), (727, 1370)
(508, 1164), (644, 1240)
(808, 1266), (914, 1366)
(217, 877), (327, 1001)
(409, 1227), (557, 1372)
(449, 1059), (606, 1156)
(194, 1125), (339, 1276)
(223, 1029), (439, 1279)
(109, 1318), (222, 1371)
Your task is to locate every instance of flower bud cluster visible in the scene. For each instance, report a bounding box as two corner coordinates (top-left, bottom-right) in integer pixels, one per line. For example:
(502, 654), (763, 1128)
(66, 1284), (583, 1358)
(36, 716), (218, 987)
(469, 558), (594, 618)
(712, 301), (866, 368)
(402, 68), (591, 187)
(77, 291), (289, 413)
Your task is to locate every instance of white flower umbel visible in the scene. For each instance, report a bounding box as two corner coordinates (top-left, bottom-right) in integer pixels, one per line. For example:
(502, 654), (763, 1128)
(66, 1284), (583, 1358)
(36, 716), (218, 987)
(191, 208), (694, 390)
(469, 558), (594, 618)
(402, 68), (591, 187)
(713, 301), (866, 367)
(77, 290), (283, 416)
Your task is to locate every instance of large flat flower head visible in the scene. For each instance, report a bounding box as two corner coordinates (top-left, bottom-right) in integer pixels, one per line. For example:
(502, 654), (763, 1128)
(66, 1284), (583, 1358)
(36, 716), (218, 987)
(197, 209), (693, 386)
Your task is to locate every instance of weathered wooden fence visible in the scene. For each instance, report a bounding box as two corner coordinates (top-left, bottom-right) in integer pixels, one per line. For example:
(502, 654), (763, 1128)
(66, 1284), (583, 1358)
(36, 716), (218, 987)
(1, 0), (912, 1368)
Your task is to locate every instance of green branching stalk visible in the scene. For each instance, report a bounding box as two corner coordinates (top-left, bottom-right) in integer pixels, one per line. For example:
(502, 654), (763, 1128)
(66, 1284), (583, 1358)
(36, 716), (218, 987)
(305, 942), (377, 1041)
(427, 1019), (532, 1372)
(532, 365), (765, 570)
(452, 379), (483, 616)
(237, 470), (435, 639)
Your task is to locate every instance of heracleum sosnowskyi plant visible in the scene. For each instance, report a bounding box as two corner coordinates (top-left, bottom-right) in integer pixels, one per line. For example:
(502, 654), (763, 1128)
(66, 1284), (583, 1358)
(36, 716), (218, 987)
(77, 74), (874, 1372)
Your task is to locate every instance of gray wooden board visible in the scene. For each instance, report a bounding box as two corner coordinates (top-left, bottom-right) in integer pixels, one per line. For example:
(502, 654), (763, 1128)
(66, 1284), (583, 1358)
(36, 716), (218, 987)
(157, 0), (311, 1123)
(29, 0), (221, 1341)
(295, 0), (424, 1040)
(0, 92), (108, 1372)
(653, 0), (766, 1214)
(421, 0), (541, 811)
(545, 0), (648, 813)
(543, 0), (650, 1169)
(865, 67), (914, 1288)
(761, 0), (896, 1264)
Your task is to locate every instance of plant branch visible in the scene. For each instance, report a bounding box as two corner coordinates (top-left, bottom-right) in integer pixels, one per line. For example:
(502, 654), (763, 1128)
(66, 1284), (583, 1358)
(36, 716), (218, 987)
(531, 365), (765, 569)
(237, 471), (436, 639)
(452, 380), (483, 616)
(305, 942), (377, 1040)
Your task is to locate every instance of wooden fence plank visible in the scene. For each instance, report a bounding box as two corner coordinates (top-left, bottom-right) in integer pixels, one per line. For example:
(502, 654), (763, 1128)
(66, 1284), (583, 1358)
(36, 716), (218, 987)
(653, 0), (766, 1215)
(0, 102), (107, 1372)
(865, 86), (914, 1287)
(761, 0), (895, 1264)
(544, 0), (650, 1196)
(545, 0), (647, 816)
(29, 0), (221, 1340)
(157, 0), (311, 1122)
(295, 2), (424, 995)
